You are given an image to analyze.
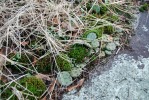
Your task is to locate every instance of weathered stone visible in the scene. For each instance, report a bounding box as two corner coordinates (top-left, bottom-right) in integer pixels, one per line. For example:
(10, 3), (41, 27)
(63, 54), (149, 100)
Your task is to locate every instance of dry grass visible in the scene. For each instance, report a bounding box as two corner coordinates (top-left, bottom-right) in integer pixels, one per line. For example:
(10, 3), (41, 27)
(0, 0), (135, 99)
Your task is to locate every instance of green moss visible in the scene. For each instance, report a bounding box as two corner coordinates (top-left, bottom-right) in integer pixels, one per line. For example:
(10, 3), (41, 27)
(33, 49), (46, 57)
(30, 39), (37, 47)
(104, 25), (115, 34)
(6, 53), (33, 73)
(59, 35), (70, 40)
(86, 3), (92, 11)
(85, 3), (107, 15)
(19, 76), (46, 98)
(110, 15), (119, 22)
(19, 54), (33, 64)
(1, 76), (46, 100)
(56, 54), (72, 71)
(74, 0), (82, 4)
(35, 55), (52, 73)
(7, 53), (16, 59)
(100, 5), (108, 15)
(139, 3), (149, 12)
(7, 53), (33, 64)
(68, 44), (89, 63)
(139, 7), (144, 12)
(1, 84), (15, 100)
(112, 5), (133, 19)
(83, 28), (103, 39)
(29, 36), (45, 48)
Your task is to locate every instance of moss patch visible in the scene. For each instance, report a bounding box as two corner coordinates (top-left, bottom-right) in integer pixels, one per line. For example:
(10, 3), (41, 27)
(7, 53), (33, 64)
(104, 25), (115, 34)
(109, 15), (119, 22)
(100, 5), (108, 15)
(85, 3), (107, 15)
(139, 3), (149, 12)
(19, 76), (46, 97)
(35, 55), (52, 73)
(68, 44), (89, 63)
(6, 53), (33, 73)
(56, 54), (72, 71)
(1, 76), (46, 100)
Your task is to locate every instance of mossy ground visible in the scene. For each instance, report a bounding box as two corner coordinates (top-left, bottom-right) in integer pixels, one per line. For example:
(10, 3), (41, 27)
(0, 1), (135, 99)
(6, 53), (33, 73)
(86, 3), (108, 15)
(1, 76), (46, 100)
(7, 53), (33, 64)
(35, 55), (52, 73)
(56, 54), (72, 71)
(68, 44), (89, 63)
(104, 25), (115, 34)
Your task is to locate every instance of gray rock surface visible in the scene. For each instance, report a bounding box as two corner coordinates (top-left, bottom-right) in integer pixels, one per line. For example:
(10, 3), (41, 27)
(63, 12), (149, 100)
(63, 54), (149, 100)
